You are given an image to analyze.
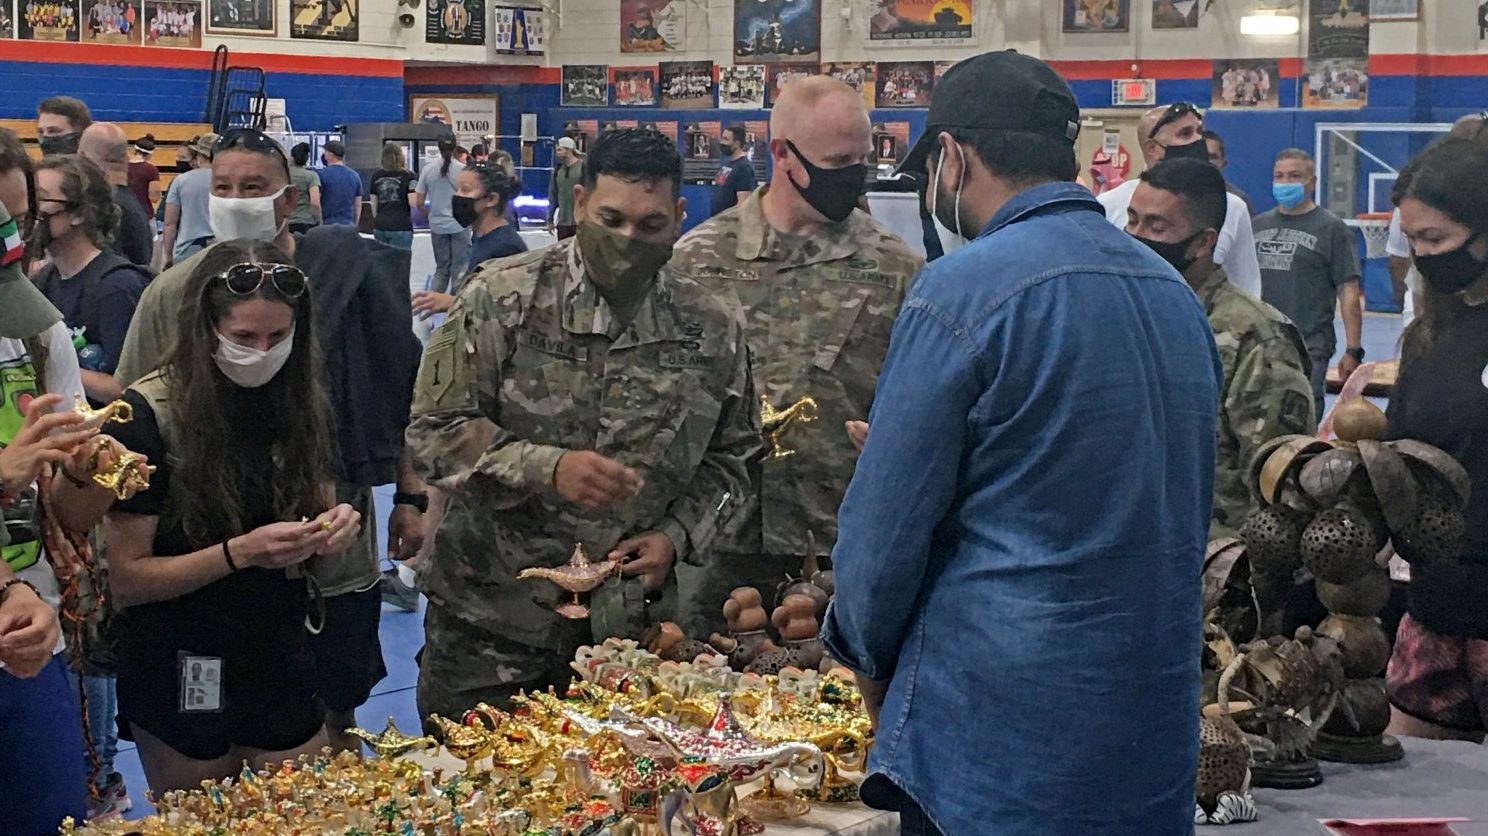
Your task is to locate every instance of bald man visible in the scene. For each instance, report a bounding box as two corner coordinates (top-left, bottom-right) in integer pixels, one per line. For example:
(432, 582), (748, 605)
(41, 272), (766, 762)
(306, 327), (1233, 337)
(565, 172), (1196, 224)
(1097, 102), (1262, 296)
(79, 122), (154, 267)
(668, 76), (923, 637)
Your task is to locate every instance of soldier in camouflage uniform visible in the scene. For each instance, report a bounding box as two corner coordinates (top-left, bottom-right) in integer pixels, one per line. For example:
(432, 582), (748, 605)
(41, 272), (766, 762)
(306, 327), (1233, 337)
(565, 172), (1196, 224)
(1126, 159), (1313, 538)
(668, 76), (923, 637)
(406, 129), (759, 722)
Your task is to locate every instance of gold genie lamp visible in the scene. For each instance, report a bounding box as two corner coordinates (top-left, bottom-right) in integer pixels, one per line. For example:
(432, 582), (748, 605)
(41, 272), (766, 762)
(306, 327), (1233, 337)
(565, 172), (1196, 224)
(345, 716), (437, 760)
(517, 543), (621, 619)
(73, 396), (132, 430)
(760, 395), (818, 462)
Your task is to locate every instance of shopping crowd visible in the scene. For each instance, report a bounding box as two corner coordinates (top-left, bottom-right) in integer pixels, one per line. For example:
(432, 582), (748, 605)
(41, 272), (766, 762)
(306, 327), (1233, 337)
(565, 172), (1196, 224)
(2, 48), (1488, 836)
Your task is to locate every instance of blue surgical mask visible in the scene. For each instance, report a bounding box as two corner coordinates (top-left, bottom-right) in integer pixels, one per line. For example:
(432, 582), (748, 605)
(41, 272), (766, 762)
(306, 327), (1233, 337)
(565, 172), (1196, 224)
(1272, 182), (1306, 210)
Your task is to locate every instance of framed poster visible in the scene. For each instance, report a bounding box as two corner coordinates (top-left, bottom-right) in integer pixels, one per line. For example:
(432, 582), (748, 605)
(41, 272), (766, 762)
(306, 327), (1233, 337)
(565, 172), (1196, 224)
(718, 65), (765, 109)
(823, 61), (876, 109)
(143, 0), (197, 44)
(734, 0), (819, 63)
(1063, 0), (1129, 32)
(206, 0), (273, 36)
(492, 4), (542, 54)
(0, 1), (12, 36)
(682, 120), (720, 184)
(660, 61), (713, 109)
(875, 61), (934, 108)
(19, 0), (80, 40)
(1151, 0), (1197, 29)
(1482, 0), (1488, 43)
(1368, 0), (1416, 21)
(427, 0), (482, 45)
(1210, 60), (1279, 109)
(620, 0), (683, 52)
(83, 0), (141, 43)
(1310, 0), (1368, 59)
(613, 68), (658, 107)
(873, 121), (911, 166)
(765, 62), (817, 107)
(868, 0), (972, 43)
(410, 95), (498, 148)
(1304, 58), (1368, 109)
(290, 0), (355, 40)
(562, 65), (608, 107)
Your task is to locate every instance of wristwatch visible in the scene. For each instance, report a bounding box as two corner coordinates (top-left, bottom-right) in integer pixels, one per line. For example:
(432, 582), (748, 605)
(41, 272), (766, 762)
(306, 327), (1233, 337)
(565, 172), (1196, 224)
(1345, 346), (1366, 362)
(393, 491), (430, 513)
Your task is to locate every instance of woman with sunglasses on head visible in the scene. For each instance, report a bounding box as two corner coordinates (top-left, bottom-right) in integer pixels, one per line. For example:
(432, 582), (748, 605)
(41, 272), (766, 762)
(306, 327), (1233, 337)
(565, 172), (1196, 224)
(101, 239), (362, 793)
(411, 161), (526, 320)
(1384, 138), (1488, 743)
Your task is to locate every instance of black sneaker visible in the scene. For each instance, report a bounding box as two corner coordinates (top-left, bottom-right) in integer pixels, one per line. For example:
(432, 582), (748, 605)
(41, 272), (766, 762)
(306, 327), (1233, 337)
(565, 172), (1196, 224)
(85, 772), (131, 821)
(380, 567), (420, 612)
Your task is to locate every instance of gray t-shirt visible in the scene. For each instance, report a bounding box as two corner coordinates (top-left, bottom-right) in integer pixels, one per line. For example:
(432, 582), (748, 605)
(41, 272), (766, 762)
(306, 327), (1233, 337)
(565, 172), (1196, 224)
(416, 158), (466, 235)
(1254, 206), (1360, 354)
(289, 165), (322, 226)
(165, 167), (214, 247)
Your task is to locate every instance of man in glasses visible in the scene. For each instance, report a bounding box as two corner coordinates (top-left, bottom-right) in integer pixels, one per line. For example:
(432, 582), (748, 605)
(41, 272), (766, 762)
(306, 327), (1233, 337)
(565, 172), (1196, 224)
(666, 76), (921, 639)
(115, 127), (427, 755)
(1097, 102), (1263, 297)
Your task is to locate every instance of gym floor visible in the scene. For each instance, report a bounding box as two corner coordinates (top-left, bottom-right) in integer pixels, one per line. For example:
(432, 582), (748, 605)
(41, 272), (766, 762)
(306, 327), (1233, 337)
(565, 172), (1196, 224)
(106, 312), (1408, 821)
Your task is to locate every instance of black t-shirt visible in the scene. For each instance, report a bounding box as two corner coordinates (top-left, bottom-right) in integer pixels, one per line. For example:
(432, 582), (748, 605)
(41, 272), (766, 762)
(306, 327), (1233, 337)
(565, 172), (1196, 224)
(1387, 303), (1488, 639)
(710, 157), (757, 217)
(111, 183), (155, 267)
(1388, 303), (1488, 559)
(466, 224), (528, 279)
(37, 253), (147, 375)
(370, 169), (414, 232)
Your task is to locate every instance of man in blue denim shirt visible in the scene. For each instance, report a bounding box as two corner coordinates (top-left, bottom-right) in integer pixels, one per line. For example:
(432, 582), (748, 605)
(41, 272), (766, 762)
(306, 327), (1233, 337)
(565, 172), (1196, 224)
(821, 51), (1223, 836)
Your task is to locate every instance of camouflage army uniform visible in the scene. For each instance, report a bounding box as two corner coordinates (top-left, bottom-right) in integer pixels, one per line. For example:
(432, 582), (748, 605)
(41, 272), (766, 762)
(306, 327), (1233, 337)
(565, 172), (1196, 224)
(406, 238), (759, 721)
(668, 188), (922, 637)
(1200, 265), (1315, 538)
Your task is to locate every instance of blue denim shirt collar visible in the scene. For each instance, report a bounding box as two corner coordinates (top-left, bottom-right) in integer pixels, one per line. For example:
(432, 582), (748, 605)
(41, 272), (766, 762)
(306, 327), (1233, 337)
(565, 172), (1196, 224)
(976, 181), (1105, 240)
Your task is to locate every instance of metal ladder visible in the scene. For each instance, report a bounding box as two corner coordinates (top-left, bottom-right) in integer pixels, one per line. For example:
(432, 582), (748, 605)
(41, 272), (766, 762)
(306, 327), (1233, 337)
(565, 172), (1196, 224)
(205, 45), (268, 133)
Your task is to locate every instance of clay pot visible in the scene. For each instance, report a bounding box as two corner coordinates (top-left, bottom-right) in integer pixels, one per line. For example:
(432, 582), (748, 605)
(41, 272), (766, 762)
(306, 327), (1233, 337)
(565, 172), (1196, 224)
(1315, 570), (1392, 618)
(1316, 615), (1392, 680)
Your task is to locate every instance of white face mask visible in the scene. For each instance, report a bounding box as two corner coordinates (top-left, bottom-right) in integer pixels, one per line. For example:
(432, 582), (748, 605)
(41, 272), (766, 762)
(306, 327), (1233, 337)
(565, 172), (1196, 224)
(209, 186), (288, 243)
(214, 324), (295, 388)
(927, 142), (968, 255)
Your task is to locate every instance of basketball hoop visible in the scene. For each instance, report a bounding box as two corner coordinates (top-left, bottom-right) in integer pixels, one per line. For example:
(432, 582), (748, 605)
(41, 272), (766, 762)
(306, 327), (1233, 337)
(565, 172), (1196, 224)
(1348, 212), (1393, 260)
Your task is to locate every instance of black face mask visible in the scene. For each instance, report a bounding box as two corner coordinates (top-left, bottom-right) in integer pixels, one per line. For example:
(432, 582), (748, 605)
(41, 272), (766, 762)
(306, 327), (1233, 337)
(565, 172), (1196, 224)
(1161, 137), (1211, 163)
(719, 141), (734, 156)
(38, 132), (80, 157)
(1415, 232), (1488, 295)
(784, 140), (865, 224)
(1133, 230), (1203, 274)
(452, 195), (480, 229)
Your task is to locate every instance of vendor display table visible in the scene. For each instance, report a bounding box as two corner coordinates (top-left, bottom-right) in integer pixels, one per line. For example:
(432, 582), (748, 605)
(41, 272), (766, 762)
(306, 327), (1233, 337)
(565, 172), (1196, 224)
(1325, 358), (1398, 398)
(1243, 737), (1488, 834)
(410, 750), (899, 835)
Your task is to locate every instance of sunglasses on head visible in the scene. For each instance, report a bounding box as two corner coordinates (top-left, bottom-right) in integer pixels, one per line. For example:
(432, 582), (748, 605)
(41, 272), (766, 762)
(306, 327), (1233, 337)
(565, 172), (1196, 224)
(1149, 102), (1203, 140)
(214, 129), (293, 175)
(216, 263), (308, 299)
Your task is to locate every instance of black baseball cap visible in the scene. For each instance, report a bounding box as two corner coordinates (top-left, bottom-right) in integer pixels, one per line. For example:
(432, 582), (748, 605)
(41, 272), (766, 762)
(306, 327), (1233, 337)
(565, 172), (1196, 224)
(898, 50), (1081, 176)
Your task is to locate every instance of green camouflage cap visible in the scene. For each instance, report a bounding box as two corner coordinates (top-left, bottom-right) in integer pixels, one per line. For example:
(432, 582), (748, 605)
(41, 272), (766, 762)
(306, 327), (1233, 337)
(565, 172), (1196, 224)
(0, 200), (62, 339)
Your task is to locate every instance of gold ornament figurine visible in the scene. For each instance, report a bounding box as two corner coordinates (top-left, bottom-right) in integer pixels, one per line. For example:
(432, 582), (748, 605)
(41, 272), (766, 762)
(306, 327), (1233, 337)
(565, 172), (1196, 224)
(72, 395), (133, 430)
(346, 716), (437, 760)
(86, 436), (156, 501)
(760, 395), (818, 462)
(517, 543), (621, 619)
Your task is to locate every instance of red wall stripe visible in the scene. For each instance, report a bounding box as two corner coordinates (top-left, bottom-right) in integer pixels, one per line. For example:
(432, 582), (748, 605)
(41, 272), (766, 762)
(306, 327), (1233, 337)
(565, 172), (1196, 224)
(0, 40), (404, 78)
(4, 44), (1487, 85)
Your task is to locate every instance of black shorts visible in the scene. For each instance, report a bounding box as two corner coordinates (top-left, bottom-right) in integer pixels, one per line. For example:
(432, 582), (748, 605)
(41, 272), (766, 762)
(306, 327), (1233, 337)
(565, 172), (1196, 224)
(310, 584), (387, 713)
(116, 610), (323, 760)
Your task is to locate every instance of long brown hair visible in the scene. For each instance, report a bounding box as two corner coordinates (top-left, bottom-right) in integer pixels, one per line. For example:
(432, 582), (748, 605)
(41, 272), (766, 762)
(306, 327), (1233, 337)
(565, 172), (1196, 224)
(1392, 139), (1488, 366)
(163, 239), (335, 543)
